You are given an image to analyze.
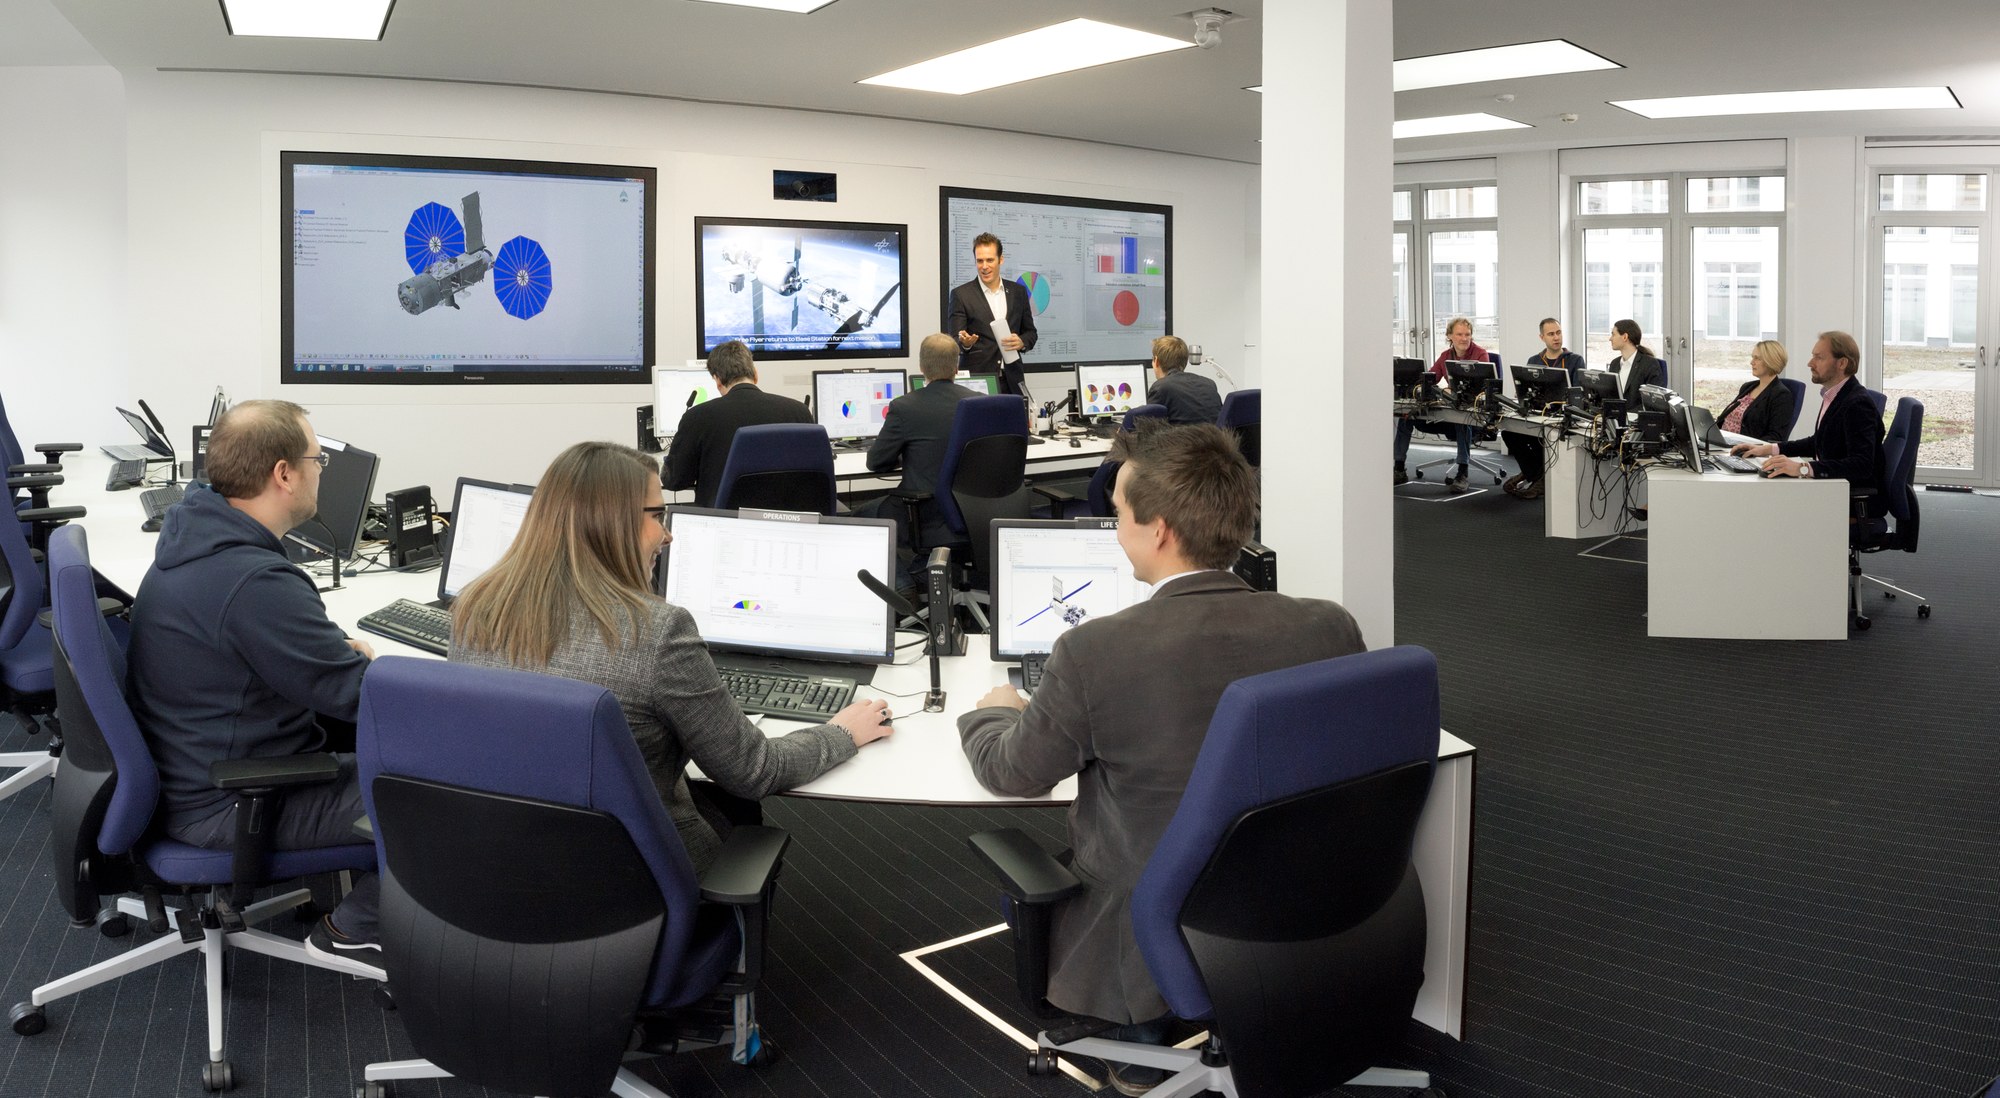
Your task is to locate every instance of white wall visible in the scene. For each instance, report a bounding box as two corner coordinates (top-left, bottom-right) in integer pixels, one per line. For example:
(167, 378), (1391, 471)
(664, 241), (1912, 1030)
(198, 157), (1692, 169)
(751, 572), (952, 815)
(0, 66), (128, 444)
(82, 70), (1258, 493)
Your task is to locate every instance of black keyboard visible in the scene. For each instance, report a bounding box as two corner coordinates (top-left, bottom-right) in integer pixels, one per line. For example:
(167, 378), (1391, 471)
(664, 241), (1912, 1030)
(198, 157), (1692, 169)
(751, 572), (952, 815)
(718, 668), (855, 723)
(1706, 453), (1763, 475)
(140, 484), (185, 522)
(1021, 652), (1048, 692)
(105, 460), (145, 490)
(357, 599), (451, 656)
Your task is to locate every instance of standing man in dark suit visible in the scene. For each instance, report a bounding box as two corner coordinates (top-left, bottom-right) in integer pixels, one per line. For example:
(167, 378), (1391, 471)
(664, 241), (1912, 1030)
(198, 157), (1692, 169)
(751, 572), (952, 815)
(958, 423), (1365, 1096)
(1606, 317), (1665, 404)
(866, 332), (974, 560)
(664, 339), (812, 508)
(1144, 335), (1222, 425)
(948, 232), (1037, 395)
(1732, 330), (1886, 515)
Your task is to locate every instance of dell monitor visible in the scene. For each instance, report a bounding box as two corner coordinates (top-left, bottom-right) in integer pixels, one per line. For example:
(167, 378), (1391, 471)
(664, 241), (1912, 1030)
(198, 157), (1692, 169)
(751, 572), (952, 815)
(287, 435), (378, 561)
(1638, 384), (1703, 471)
(989, 518), (1150, 662)
(813, 368), (903, 443)
(654, 366), (720, 439)
(1512, 364), (1571, 411)
(660, 507), (896, 668)
(439, 478), (535, 604)
(1576, 369), (1624, 412)
(1393, 357), (1426, 397)
(1443, 359), (1497, 408)
(1076, 362), (1149, 419)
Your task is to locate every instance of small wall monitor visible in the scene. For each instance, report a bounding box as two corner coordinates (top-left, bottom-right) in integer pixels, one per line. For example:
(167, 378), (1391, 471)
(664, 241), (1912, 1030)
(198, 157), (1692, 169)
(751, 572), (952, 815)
(281, 151), (655, 385)
(989, 518), (1149, 661)
(1076, 362), (1149, 418)
(287, 435), (379, 559)
(439, 478), (534, 604)
(813, 368), (903, 442)
(660, 506), (896, 665)
(654, 365), (720, 438)
(940, 187), (1171, 367)
(695, 216), (908, 360)
(910, 373), (1000, 395)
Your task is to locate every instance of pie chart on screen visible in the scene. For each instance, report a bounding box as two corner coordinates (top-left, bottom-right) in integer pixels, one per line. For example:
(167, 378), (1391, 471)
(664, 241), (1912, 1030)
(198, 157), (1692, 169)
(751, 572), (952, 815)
(1111, 290), (1141, 327)
(1017, 272), (1052, 314)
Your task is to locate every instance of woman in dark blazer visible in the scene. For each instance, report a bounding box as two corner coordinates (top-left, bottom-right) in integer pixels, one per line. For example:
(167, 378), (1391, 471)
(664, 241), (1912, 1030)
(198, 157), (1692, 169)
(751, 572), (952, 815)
(1714, 340), (1796, 442)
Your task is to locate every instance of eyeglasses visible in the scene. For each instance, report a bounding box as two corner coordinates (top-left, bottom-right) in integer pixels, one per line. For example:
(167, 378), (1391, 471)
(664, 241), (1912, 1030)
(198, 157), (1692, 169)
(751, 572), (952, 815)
(296, 451), (331, 469)
(642, 505), (668, 527)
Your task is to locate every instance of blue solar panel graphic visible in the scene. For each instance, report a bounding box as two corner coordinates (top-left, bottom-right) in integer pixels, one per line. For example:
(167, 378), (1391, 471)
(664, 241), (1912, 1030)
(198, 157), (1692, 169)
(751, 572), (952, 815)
(494, 236), (553, 320)
(403, 202), (465, 275)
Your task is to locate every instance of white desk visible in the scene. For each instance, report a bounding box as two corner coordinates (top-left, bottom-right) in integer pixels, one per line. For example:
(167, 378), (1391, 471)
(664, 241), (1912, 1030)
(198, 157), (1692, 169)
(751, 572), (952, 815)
(1546, 432), (1646, 540)
(1646, 467), (1847, 639)
(829, 431), (1114, 486)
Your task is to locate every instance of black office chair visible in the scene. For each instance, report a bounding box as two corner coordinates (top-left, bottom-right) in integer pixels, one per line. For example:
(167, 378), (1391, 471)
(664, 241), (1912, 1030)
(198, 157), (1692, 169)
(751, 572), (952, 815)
(713, 423), (838, 514)
(1851, 395), (1928, 629)
(1417, 353), (1505, 485)
(1217, 388), (1261, 468)
(970, 646), (1442, 1098)
(0, 392), (80, 513)
(1033, 405), (1159, 519)
(350, 657), (788, 1098)
(1780, 378), (1808, 436)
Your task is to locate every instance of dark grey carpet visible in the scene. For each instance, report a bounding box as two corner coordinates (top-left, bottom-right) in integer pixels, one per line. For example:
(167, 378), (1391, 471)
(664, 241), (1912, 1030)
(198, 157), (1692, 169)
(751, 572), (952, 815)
(1, 479), (1996, 1096)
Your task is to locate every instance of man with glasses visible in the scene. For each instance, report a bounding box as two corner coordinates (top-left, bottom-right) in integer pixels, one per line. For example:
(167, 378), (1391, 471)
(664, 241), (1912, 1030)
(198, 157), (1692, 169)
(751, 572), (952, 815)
(128, 399), (383, 966)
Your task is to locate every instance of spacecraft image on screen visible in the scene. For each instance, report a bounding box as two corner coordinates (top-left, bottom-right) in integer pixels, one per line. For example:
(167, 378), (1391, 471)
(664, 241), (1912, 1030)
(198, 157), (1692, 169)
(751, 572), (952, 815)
(397, 191), (553, 319)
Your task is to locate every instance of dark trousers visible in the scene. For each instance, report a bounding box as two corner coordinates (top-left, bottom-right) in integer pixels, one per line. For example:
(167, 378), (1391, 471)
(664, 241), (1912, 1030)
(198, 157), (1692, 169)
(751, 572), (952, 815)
(1393, 418), (1470, 465)
(1504, 434), (1547, 480)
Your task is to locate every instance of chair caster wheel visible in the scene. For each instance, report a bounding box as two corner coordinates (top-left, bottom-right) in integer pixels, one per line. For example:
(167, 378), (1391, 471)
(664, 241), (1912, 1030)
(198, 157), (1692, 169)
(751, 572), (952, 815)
(355, 1081), (391, 1098)
(1853, 615), (1871, 631)
(373, 984), (396, 1011)
(1918, 604), (1931, 618)
(10, 1003), (47, 1036)
(1882, 591), (1896, 600)
(743, 1033), (781, 1068)
(99, 914), (131, 938)
(294, 902), (321, 924)
(1027, 1049), (1060, 1075)
(201, 1059), (235, 1091)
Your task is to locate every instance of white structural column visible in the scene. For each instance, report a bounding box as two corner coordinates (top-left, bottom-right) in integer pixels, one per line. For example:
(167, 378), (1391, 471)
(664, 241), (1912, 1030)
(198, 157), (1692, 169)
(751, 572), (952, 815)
(1261, 0), (1396, 645)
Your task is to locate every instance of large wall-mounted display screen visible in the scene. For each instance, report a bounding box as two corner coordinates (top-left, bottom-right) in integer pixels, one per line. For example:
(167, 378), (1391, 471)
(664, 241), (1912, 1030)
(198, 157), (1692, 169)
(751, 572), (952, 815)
(694, 217), (909, 360)
(940, 187), (1172, 367)
(281, 151), (656, 385)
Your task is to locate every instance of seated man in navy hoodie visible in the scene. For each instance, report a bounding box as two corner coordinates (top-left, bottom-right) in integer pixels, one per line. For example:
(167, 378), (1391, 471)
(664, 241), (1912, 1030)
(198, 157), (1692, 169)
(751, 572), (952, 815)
(127, 399), (380, 965)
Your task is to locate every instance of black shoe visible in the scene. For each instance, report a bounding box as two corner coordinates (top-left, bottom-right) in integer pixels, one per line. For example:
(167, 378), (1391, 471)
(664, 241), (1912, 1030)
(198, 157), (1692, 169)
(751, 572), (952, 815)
(305, 915), (382, 969)
(1107, 1060), (1169, 1096)
(1393, 465), (1409, 486)
(1447, 465), (1469, 494)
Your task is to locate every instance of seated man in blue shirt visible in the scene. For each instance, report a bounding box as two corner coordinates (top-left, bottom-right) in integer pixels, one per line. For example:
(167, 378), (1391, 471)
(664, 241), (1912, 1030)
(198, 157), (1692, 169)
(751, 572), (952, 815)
(1144, 335), (1222, 425)
(1502, 317), (1586, 500)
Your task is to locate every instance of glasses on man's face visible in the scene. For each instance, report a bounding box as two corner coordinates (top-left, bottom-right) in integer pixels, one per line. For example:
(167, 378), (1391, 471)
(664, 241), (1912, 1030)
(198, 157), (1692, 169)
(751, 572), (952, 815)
(297, 451), (331, 469)
(642, 505), (668, 527)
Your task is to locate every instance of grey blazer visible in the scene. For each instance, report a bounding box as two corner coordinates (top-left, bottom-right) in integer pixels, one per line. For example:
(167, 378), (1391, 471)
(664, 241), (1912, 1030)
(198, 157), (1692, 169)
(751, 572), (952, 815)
(451, 599), (855, 871)
(958, 570), (1366, 1023)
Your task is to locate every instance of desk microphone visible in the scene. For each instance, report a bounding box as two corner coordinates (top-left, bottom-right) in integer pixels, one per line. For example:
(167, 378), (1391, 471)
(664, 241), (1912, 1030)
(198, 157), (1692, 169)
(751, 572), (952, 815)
(857, 568), (945, 713)
(685, 389), (698, 411)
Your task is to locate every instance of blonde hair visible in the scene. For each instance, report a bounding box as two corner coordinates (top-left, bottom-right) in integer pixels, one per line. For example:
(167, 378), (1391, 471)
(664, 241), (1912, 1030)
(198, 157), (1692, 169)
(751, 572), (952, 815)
(1751, 340), (1788, 377)
(452, 442), (661, 665)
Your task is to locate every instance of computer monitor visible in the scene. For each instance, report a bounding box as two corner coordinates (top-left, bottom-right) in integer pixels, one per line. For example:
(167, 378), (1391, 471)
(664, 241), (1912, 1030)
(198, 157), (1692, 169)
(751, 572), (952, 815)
(114, 406), (174, 458)
(438, 478), (535, 604)
(1443, 359), (1497, 407)
(1576, 369), (1624, 410)
(1638, 384), (1703, 471)
(654, 366), (719, 439)
(286, 435), (379, 560)
(989, 518), (1150, 661)
(909, 373), (1000, 395)
(1076, 362), (1149, 418)
(1512, 364), (1571, 411)
(812, 368), (903, 442)
(206, 387), (229, 427)
(660, 507), (896, 665)
(1393, 357), (1426, 397)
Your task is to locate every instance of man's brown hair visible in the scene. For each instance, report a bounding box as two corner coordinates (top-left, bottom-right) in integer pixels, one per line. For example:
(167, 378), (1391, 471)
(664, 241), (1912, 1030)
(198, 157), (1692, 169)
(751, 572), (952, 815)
(206, 399), (311, 500)
(1152, 335), (1189, 374)
(1820, 330), (1862, 377)
(1109, 422), (1257, 571)
(972, 232), (1003, 256)
(919, 332), (960, 380)
(707, 339), (756, 386)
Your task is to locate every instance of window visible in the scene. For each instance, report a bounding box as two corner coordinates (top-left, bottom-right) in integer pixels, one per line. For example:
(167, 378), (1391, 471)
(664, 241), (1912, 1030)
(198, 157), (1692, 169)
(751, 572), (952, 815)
(1952, 264), (1978, 345)
(1704, 262), (1762, 339)
(1687, 176), (1786, 213)
(1879, 173), (1987, 212)
(1579, 178), (1668, 215)
(1884, 264), (1928, 344)
(1431, 262), (1476, 319)
(1586, 262), (1609, 335)
(1425, 186), (1497, 219)
(1631, 262), (1659, 336)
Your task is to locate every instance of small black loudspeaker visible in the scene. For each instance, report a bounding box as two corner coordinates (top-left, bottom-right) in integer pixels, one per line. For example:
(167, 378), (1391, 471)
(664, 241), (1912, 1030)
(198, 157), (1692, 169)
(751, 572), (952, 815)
(385, 486), (439, 569)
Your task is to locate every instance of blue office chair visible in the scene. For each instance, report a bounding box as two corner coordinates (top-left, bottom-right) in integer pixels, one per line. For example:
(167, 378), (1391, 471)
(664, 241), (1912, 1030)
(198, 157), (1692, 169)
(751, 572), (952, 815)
(0, 392), (79, 512)
(970, 646), (1441, 1097)
(912, 395), (1032, 626)
(1124, 403), (1168, 429)
(1851, 396), (1928, 630)
(714, 423), (837, 514)
(0, 487), (108, 804)
(1217, 388), (1262, 468)
(10, 525), (377, 1092)
(1780, 378), (1808, 437)
(1654, 357), (1668, 390)
(351, 657), (788, 1098)
(1865, 388), (1888, 418)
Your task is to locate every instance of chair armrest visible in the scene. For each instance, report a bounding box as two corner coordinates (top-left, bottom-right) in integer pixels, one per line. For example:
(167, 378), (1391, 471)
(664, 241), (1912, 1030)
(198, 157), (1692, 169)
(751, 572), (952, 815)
(18, 505), (85, 525)
(699, 825), (791, 905)
(967, 828), (1081, 905)
(1031, 485), (1082, 504)
(210, 752), (342, 790)
(350, 815), (373, 841)
(34, 442), (82, 460)
(8, 462), (61, 475)
(885, 488), (932, 504)
(8, 474), (63, 491)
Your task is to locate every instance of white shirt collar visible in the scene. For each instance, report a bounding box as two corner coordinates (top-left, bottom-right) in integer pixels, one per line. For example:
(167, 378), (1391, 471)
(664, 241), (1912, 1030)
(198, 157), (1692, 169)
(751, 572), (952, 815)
(1147, 568), (1218, 598)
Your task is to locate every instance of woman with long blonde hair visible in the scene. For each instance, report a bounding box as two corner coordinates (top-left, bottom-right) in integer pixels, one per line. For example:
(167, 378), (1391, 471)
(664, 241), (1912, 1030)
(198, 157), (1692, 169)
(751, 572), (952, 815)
(450, 441), (891, 867)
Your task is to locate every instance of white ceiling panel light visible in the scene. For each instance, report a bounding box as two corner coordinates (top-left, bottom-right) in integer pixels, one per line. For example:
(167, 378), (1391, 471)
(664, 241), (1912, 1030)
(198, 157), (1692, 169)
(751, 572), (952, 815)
(1612, 86), (1961, 120)
(1394, 113), (1532, 140)
(219, 0), (395, 40)
(687, 0), (840, 12)
(1394, 39), (1619, 93)
(860, 18), (1193, 95)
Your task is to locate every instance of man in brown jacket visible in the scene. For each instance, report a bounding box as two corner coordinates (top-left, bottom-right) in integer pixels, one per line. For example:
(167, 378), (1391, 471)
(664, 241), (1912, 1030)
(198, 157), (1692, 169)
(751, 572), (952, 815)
(958, 422), (1365, 1093)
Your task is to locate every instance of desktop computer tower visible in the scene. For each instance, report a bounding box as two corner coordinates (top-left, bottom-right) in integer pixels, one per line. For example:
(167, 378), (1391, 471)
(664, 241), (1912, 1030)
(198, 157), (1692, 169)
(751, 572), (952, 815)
(926, 546), (965, 656)
(385, 486), (440, 569)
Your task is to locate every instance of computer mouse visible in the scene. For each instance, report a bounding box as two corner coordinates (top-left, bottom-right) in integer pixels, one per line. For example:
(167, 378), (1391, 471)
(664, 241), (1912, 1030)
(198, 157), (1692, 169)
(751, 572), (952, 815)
(141, 517), (162, 533)
(1069, 437), (1081, 448)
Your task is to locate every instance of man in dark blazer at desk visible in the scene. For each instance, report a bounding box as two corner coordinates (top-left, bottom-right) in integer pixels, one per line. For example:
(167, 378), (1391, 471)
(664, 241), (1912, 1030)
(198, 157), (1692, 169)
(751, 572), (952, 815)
(948, 232), (1037, 395)
(1732, 330), (1886, 516)
(957, 423), (1365, 1094)
(866, 332), (973, 557)
(664, 339), (812, 508)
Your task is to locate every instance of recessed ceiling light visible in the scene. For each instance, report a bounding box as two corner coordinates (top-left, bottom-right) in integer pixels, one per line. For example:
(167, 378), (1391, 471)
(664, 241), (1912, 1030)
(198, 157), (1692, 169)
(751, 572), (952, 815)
(219, 0), (395, 40)
(1394, 39), (1618, 93)
(860, 18), (1193, 95)
(1394, 113), (1532, 140)
(686, 0), (839, 11)
(1611, 86), (1960, 119)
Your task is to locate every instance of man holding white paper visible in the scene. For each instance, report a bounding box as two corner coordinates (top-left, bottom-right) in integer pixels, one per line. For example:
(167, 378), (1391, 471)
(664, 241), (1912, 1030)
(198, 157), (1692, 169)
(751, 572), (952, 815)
(948, 231), (1038, 395)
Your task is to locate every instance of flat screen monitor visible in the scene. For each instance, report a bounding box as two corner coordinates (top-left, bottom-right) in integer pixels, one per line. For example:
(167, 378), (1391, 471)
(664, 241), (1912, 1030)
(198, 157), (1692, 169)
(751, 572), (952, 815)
(439, 478), (534, 603)
(694, 216), (908, 359)
(910, 373), (1000, 395)
(281, 150), (656, 385)
(287, 435), (378, 559)
(654, 366), (720, 438)
(1021, 367), (1076, 412)
(1637, 385), (1703, 471)
(660, 507), (896, 665)
(1076, 362), (1148, 418)
(116, 405), (174, 458)
(1393, 357), (1426, 396)
(989, 519), (1150, 661)
(1577, 368), (1624, 408)
(1512, 364), (1570, 410)
(813, 368), (904, 441)
(206, 387), (229, 427)
(940, 187), (1171, 367)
